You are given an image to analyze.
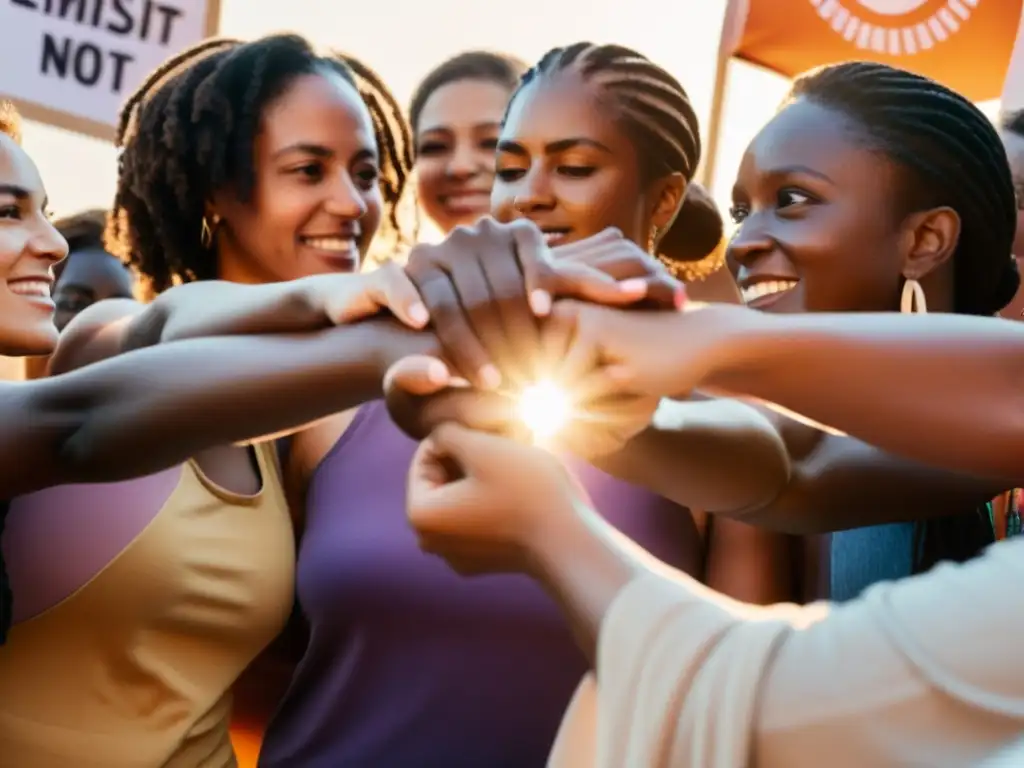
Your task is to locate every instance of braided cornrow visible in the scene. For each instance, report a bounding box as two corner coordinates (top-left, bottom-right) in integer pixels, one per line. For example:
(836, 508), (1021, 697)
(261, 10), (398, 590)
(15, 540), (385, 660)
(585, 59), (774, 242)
(333, 51), (417, 263)
(509, 42), (723, 281)
(109, 34), (413, 298)
(791, 61), (1019, 317)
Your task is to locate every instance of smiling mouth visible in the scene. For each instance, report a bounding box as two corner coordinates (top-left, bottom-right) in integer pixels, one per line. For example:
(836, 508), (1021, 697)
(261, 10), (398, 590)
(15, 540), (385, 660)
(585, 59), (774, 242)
(541, 228), (571, 246)
(741, 279), (798, 307)
(301, 236), (359, 253)
(442, 191), (491, 212)
(8, 278), (54, 306)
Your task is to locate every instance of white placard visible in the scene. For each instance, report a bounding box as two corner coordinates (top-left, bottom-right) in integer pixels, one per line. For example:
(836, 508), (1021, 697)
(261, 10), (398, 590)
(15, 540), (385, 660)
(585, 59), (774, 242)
(0, 0), (219, 141)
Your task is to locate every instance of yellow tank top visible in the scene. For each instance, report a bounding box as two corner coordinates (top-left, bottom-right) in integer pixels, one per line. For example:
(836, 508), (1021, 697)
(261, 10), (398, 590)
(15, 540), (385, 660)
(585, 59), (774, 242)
(0, 442), (295, 767)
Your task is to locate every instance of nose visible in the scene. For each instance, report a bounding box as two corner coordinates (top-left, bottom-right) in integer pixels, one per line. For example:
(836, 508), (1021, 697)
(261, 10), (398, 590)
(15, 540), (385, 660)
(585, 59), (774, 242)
(29, 218), (69, 266)
(446, 142), (480, 179)
(510, 168), (555, 214)
(727, 213), (774, 269)
(324, 172), (369, 220)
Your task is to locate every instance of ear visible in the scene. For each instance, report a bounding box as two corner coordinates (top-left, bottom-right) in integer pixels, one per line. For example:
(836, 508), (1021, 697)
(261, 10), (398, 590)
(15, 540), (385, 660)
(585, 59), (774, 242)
(900, 206), (960, 281)
(648, 172), (686, 232)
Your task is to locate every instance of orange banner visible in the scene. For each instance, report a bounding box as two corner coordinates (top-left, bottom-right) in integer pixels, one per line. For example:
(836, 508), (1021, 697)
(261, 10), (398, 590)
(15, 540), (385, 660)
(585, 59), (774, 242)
(731, 0), (1023, 102)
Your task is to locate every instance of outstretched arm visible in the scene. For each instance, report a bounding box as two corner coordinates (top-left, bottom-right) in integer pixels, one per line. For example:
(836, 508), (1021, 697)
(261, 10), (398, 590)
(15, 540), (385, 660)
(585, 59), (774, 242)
(49, 269), (425, 374)
(589, 305), (1016, 532)
(0, 319), (432, 498)
(600, 399), (1005, 534)
(685, 307), (1024, 483)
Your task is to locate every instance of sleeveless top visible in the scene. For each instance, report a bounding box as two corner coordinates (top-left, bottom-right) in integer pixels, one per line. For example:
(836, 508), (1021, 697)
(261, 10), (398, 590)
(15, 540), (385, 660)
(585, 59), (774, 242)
(259, 400), (702, 768)
(0, 442), (295, 767)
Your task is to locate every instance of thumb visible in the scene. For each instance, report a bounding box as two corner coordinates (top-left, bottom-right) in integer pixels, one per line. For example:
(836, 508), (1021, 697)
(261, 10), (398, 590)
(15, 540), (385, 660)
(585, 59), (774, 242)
(383, 355), (452, 397)
(427, 422), (510, 478)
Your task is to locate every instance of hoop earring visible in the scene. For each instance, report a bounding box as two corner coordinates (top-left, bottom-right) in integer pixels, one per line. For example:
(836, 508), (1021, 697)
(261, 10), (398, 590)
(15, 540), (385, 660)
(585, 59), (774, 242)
(900, 278), (927, 314)
(200, 214), (220, 249)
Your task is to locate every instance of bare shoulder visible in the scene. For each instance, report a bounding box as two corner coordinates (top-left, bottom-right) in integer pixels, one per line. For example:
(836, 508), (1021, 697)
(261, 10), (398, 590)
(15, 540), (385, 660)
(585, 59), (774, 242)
(47, 298), (147, 375)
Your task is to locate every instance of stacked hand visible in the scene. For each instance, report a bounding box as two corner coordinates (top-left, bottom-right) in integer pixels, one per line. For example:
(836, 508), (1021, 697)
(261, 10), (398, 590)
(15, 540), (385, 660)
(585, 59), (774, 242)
(406, 422), (588, 576)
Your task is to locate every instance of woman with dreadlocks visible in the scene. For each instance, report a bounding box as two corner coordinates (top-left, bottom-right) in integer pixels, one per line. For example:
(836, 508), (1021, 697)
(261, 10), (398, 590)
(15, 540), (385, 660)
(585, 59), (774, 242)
(0, 33), (672, 767)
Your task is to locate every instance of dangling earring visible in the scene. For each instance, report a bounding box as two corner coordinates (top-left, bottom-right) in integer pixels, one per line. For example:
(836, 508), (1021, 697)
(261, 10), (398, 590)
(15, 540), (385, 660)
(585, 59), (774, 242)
(900, 277), (927, 314)
(200, 214), (220, 249)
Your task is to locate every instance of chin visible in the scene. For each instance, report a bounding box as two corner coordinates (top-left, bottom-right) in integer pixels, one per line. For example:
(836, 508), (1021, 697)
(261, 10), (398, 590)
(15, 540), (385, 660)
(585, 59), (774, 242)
(0, 324), (59, 358)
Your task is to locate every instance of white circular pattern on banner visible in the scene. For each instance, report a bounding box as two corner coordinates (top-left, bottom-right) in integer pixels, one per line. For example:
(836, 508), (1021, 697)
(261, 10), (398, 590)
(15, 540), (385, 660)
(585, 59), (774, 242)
(808, 0), (978, 56)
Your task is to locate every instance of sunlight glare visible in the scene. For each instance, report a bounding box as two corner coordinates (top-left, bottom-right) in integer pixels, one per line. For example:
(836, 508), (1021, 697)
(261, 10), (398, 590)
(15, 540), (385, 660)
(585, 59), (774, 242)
(517, 379), (572, 440)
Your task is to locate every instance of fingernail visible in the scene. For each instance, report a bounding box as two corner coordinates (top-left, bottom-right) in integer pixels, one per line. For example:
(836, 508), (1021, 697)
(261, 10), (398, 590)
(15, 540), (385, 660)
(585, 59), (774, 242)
(408, 302), (429, 327)
(529, 289), (552, 316)
(426, 359), (450, 385)
(479, 364), (502, 390)
(618, 278), (647, 295)
(674, 285), (687, 310)
(448, 376), (472, 388)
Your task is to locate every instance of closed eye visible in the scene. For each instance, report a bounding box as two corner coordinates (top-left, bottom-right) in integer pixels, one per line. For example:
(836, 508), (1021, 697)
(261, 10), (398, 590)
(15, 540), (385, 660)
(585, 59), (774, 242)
(558, 165), (596, 179)
(496, 167), (526, 182)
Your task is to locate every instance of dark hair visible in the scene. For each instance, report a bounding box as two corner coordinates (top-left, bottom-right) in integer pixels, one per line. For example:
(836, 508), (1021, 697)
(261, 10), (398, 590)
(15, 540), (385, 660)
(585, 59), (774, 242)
(53, 209), (107, 254)
(507, 42), (724, 281)
(408, 50), (527, 137)
(790, 62), (1010, 572)
(108, 34), (414, 299)
(1000, 108), (1024, 138)
(790, 61), (1019, 317)
(0, 100), (21, 144)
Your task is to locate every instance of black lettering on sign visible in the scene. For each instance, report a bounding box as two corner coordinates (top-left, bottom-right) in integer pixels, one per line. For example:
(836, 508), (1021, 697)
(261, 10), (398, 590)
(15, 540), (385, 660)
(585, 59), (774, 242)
(40, 32), (135, 94)
(9, 0), (186, 42)
(10, 1), (191, 96)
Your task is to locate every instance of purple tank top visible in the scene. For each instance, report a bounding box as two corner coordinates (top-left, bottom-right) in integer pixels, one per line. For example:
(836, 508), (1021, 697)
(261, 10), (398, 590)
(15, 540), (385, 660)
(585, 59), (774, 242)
(259, 401), (701, 767)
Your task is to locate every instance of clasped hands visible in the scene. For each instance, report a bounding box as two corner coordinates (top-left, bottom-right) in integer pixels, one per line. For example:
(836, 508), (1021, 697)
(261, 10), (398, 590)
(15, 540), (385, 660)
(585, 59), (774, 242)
(319, 217), (699, 576)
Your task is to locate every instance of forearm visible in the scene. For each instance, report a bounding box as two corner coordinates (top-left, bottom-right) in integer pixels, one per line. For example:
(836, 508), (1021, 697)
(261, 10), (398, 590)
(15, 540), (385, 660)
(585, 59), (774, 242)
(569, 536), (1024, 767)
(526, 502), (659, 662)
(595, 397), (790, 514)
(688, 308), (1024, 482)
(124, 278), (331, 350)
(34, 321), (433, 489)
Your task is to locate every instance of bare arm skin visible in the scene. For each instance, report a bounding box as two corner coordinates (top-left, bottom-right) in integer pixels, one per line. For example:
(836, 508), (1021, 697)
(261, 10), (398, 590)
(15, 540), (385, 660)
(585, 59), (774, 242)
(595, 306), (1015, 533)
(49, 278), (344, 376)
(600, 399), (1005, 534)
(0, 320), (432, 499)
(689, 308), (1024, 483)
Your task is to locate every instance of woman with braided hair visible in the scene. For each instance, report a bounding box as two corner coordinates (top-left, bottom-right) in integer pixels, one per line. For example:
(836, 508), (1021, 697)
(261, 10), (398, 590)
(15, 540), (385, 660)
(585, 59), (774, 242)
(250, 42), (793, 768)
(388, 56), (1019, 607)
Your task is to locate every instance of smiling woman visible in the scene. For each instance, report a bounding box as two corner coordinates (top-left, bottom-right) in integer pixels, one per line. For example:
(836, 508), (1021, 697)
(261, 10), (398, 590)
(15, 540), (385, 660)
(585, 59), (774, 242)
(410, 50), (527, 235)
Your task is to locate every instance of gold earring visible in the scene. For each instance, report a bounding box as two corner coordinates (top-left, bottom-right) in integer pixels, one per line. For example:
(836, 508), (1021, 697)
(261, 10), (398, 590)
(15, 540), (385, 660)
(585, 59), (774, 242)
(200, 214), (220, 249)
(647, 225), (658, 255)
(900, 278), (927, 314)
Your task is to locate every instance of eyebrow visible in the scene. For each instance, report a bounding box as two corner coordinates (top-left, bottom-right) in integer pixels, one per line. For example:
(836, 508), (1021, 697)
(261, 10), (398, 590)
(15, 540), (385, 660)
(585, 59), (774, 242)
(496, 137), (613, 156)
(0, 184), (30, 200)
(419, 121), (501, 136)
(763, 165), (835, 184)
(273, 143), (378, 163)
